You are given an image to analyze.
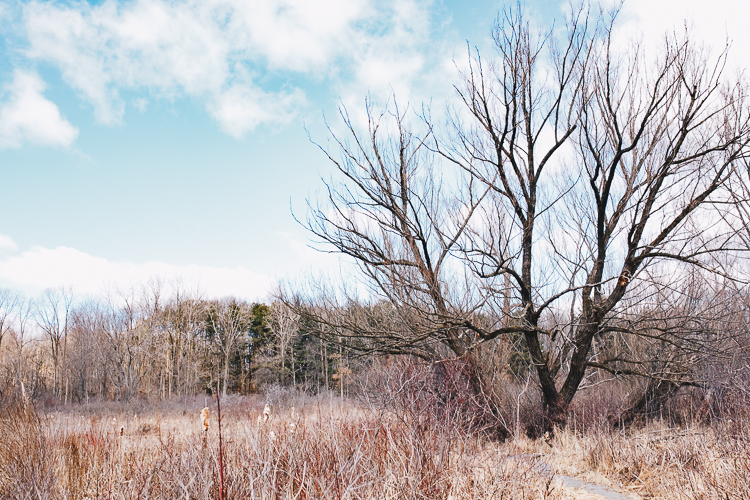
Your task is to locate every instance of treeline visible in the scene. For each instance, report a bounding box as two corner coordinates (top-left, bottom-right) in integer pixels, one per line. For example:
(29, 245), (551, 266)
(0, 283), (358, 404)
(1, 274), (749, 428)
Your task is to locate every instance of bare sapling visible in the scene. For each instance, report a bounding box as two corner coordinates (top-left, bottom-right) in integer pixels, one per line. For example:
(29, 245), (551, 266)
(216, 381), (225, 500)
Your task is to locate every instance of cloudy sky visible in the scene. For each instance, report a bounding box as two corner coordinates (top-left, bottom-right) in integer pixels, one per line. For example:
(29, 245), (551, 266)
(0, 0), (746, 301)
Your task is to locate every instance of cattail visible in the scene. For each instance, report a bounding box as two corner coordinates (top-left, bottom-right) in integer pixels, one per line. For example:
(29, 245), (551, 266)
(269, 430), (276, 442)
(543, 431), (553, 447)
(263, 404), (271, 422)
(289, 407), (297, 434)
(119, 426), (124, 437)
(256, 414), (262, 426)
(201, 407), (210, 432)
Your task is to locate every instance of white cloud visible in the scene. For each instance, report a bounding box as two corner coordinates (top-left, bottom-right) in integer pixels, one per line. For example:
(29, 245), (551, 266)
(0, 233), (18, 251)
(274, 230), (343, 270)
(606, 0), (750, 73)
(133, 97), (148, 112)
(19, 0), (452, 136)
(0, 69), (78, 149)
(0, 245), (272, 301)
(208, 83), (306, 138)
(224, 0), (368, 73)
(338, 0), (454, 119)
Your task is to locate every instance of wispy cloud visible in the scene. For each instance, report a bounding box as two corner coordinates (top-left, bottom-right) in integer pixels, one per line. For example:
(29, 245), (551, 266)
(596, 0), (749, 70)
(0, 69), (78, 149)
(208, 83), (306, 138)
(0, 245), (272, 300)
(0, 233), (18, 251)
(17, 0), (452, 137)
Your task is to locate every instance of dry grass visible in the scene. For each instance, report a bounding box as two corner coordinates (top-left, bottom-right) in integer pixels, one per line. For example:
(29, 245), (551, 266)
(535, 420), (750, 500)
(0, 397), (56, 499)
(1, 396), (564, 500)
(4, 392), (747, 499)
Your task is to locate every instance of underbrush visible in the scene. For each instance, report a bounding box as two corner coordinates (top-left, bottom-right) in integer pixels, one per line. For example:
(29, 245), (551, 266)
(0, 394), (561, 500)
(530, 419), (750, 500)
(583, 423), (750, 499)
(4, 363), (749, 500)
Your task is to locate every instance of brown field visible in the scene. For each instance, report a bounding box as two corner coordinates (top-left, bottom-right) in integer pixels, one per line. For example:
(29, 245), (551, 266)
(0, 394), (748, 499)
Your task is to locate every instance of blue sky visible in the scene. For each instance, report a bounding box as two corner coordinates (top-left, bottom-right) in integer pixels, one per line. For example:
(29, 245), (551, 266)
(0, 0), (747, 301)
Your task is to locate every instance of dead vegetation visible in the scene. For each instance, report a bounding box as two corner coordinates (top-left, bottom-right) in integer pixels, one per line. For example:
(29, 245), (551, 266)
(0, 394), (566, 500)
(2, 388), (749, 499)
(505, 406), (750, 500)
(581, 424), (750, 499)
(3, 352), (750, 499)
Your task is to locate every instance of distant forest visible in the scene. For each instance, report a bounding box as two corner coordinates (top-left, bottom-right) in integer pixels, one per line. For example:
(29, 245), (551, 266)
(0, 283), (358, 404)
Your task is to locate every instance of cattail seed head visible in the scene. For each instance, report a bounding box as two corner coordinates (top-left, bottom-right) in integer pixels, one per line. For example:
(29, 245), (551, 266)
(263, 404), (271, 422)
(201, 407), (210, 431)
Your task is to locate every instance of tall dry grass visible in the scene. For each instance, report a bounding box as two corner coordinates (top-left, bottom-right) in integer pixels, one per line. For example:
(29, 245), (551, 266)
(0, 397), (57, 499)
(522, 418), (750, 500)
(0, 395), (561, 499)
(582, 423), (750, 499)
(5, 371), (748, 499)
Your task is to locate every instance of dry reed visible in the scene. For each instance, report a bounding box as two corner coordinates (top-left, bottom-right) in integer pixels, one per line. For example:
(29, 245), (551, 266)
(10, 390), (748, 499)
(3, 396), (564, 499)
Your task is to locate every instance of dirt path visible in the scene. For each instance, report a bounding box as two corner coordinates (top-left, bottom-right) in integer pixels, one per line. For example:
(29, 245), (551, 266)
(514, 454), (639, 500)
(554, 474), (636, 500)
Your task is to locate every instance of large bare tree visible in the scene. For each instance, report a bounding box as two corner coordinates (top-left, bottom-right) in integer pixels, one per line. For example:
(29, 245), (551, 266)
(292, 4), (750, 427)
(438, 5), (750, 423)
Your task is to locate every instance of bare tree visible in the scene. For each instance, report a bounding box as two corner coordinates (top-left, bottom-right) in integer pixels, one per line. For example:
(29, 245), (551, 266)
(204, 298), (252, 396)
(437, 5), (750, 423)
(269, 300), (300, 385)
(66, 300), (105, 403)
(279, 98), (524, 436)
(35, 286), (75, 400)
(289, 99), (490, 360)
(293, 3), (750, 427)
(0, 289), (22, 395)
(162, 282), (206, 397)
(9, 296), (34, 397)
(99, 287), (155, 400)
(0, 289), (21, 354)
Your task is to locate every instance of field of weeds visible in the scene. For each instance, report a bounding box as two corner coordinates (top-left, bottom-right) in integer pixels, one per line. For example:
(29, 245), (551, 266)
(576, 423), (749, 499)
(511, 420), (750, 500)
(1, 393), (748, 499)
(0, 394), (561, 500)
